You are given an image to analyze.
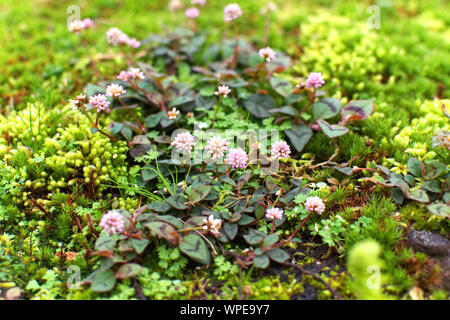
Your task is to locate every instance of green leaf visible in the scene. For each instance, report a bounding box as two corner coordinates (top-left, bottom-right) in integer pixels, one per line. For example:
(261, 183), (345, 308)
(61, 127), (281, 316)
(270, 77), (293, 97)
(148, 201), (171, 213)
(422, 180), (442, 193)
(423, 161), (446, 180)
(115, 263), (143, 279)
(131, 239), (150, 254)
(284, 124), (313, 152)
(263, 234), (279, 248)
(407, 158), (423, 177)
(269, 106), (300, 117)
(405, 189), (430, 203)
(317, 119), (349, 138)
(243, 228), (266, 246)
(253, 254), (270, 269)
(241, 94), (275, 119)
(427, 203), (450, 218)
(166, 194), (188, 210)
(223, 222), (238, 240)
(265, 248), (290, 263)
(341, 99), (373, 124)
(179, 234), (210, 264)
(189, 185), (212, 203)
(144, 221), (179, 245)
(91, 270), (116, 293)
(145, 112), (163, 128)
(95, 235), (116, 252)
(313, 98), (342, 120)
(237, 214), (255, 226)
(86, 83), (105, 97)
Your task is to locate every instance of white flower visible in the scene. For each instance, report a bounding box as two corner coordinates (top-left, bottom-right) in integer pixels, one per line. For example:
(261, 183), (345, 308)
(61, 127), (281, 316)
(205, 136), (229, 161)
(258, 47), (276, 62)
(128, 68), (145, 80)
(106, 83), (126, 98)
(168, 108), (180, 120)
(202, 215), (222, 237)
(214, 85), (231, 98)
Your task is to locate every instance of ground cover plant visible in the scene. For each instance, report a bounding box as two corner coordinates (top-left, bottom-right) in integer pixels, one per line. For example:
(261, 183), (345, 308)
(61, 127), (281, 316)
(0, 0), (448, 301)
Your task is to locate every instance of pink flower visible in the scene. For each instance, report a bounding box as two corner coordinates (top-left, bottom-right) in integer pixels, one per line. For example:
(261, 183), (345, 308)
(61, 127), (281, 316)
(128, 68), (145, 80)
(224, 3), (243, 22)
(271, 141), (291, 159)
(304, 196), (326, 215)
(191, 0), (206, 5)
(89, 94), (110, 112)
(106, 27), (126, 45)
(82, 18), (94, 29)
(168, 0), (183, 11)
(69, 94), (86, 111)
(265, 207), (283, 220)
(117, 71), (130, 82)
(258, 47), (276, 62)
(225, 148), (248, 169)
(106, 83), (126, 98)
(100, 210), (125, 235)
(214, 85), (231, 98)
(305, 72), (325, 88)
(127, 38), (141, 48)
(185, 7), (200, 19)
(205, 136), (229, 161)
(171, 132), (195, 153)
(68, 20), (85, 34)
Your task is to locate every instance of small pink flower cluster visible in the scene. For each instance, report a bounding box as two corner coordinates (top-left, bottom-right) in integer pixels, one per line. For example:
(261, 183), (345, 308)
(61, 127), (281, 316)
(106, 27), (141, 48)
(214, 85), (231, 98)
(202, 215), (222, 238)
(168, 0), (183, 11)
(191, 0), (206, 5)
(117, 68), (145, 82)
(271, 140), (291, 160)
(205, 136), (229, 161)
(69, 94), (86, 111)
(305, 72), (325, 88)
(225, 148), (248, 169)
(106, 83), (126, 98)
(100, 210), (125, 235)
(89, 94), (110, 113)
(258, 47), (276, 62)
(224, 3), (243, 22)
(265, 207), (283, 220)
(185, 7), (200, 19)
(304, 196), (326, 215)
(68, 18), (94, 34)
(171, 132), (196, 153)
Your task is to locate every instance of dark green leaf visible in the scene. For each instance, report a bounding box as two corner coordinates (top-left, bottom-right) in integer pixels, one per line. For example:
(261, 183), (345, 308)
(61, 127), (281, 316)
(144, 221), (179, 245)
(265, 248), (290, 263)
(241, 94), (275, 119)
(317, 119), (349, 138)
(270, 77), (293, 97)
(313, 98), (342, 120)
(179, 234), (210, 264)
(115, 263), (143, 279)
(284, 124), (313, 152)
(91, 270), (116, 293)
(223, 222), (238, 240)
(253, 254), (270, 269)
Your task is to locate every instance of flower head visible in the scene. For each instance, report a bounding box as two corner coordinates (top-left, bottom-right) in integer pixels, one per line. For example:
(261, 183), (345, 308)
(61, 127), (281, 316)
(168, 0), (183, 11)
(106, 83), (126, 98)
(214, 85), (231, 98)
(89, 94), (110, 112)
(185, 7), (200, 19)
(225, 148), (248, 169)
(68, 20), (86, 34)
(106, 27), (126, 46)
(127, 38), (141, 48)
(171, 132), (195, 153)
(117, 70), (130, 82)
(69, 94), (86, 111)
(202, 215), (222, 238)
(305, 72), (325, 88)
(258, 47), (276, 62)
(304, 196), (326, 215)
(100, 210), (125, 235)
(205, 136), (229, 161)
(191, 0), (206, 5)
(224, 3), (243, 22)
(82, 18), (94, 29)
(265, 207), (283, 220)
(128, 67), (145, 80)
(168, 108), (180, 120)
(260, 2), (278, 15)
(271, 140), (291, 159)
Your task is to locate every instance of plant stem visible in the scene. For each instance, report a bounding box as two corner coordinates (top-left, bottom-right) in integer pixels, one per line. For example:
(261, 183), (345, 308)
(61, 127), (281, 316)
(118, 97), (146, 132)
(211, 98), (222, 126)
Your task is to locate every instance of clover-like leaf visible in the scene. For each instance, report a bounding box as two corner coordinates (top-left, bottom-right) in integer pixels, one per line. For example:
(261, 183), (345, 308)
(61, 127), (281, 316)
(313, 98), (342, 120)
(131, 239), (150, 254)
(284, 124), (313, 152)
(145, 221), (179, 245)
(223, 222), (238, 240)
(179, 234), (210, 264)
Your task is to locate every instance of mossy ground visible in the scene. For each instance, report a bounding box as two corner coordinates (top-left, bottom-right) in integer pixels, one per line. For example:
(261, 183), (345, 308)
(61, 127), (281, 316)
(0, 0), (448, 300)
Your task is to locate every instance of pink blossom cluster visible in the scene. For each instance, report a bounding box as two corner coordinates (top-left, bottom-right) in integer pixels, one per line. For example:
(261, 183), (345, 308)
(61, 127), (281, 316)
(171, 132), (196, 153)
(191, 0), (206, 5)
(304, 196), (326, 215)
(68, 18), (94, 34)
(117, 68), (145, 82)
(106, 27), (141, 48)
(168, 0), (183, 11)
(185, 7), (200, 19)
(225, 148), (248, 169)
(305, 72), (325, 88)
(106, 83), (126, 98)
(265, 207), (283, 220)
(214, 85), (231, 98)
(224, 3), (243, 22)
(100, 210), (125, 235)
(205, 136), (229, 161)
(69, 94), (86, 111)
(271, 141), (291, 160)
(89, 94), (110, 112)
(202, 215), (222, 238)
(258, 47), (276, 62)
